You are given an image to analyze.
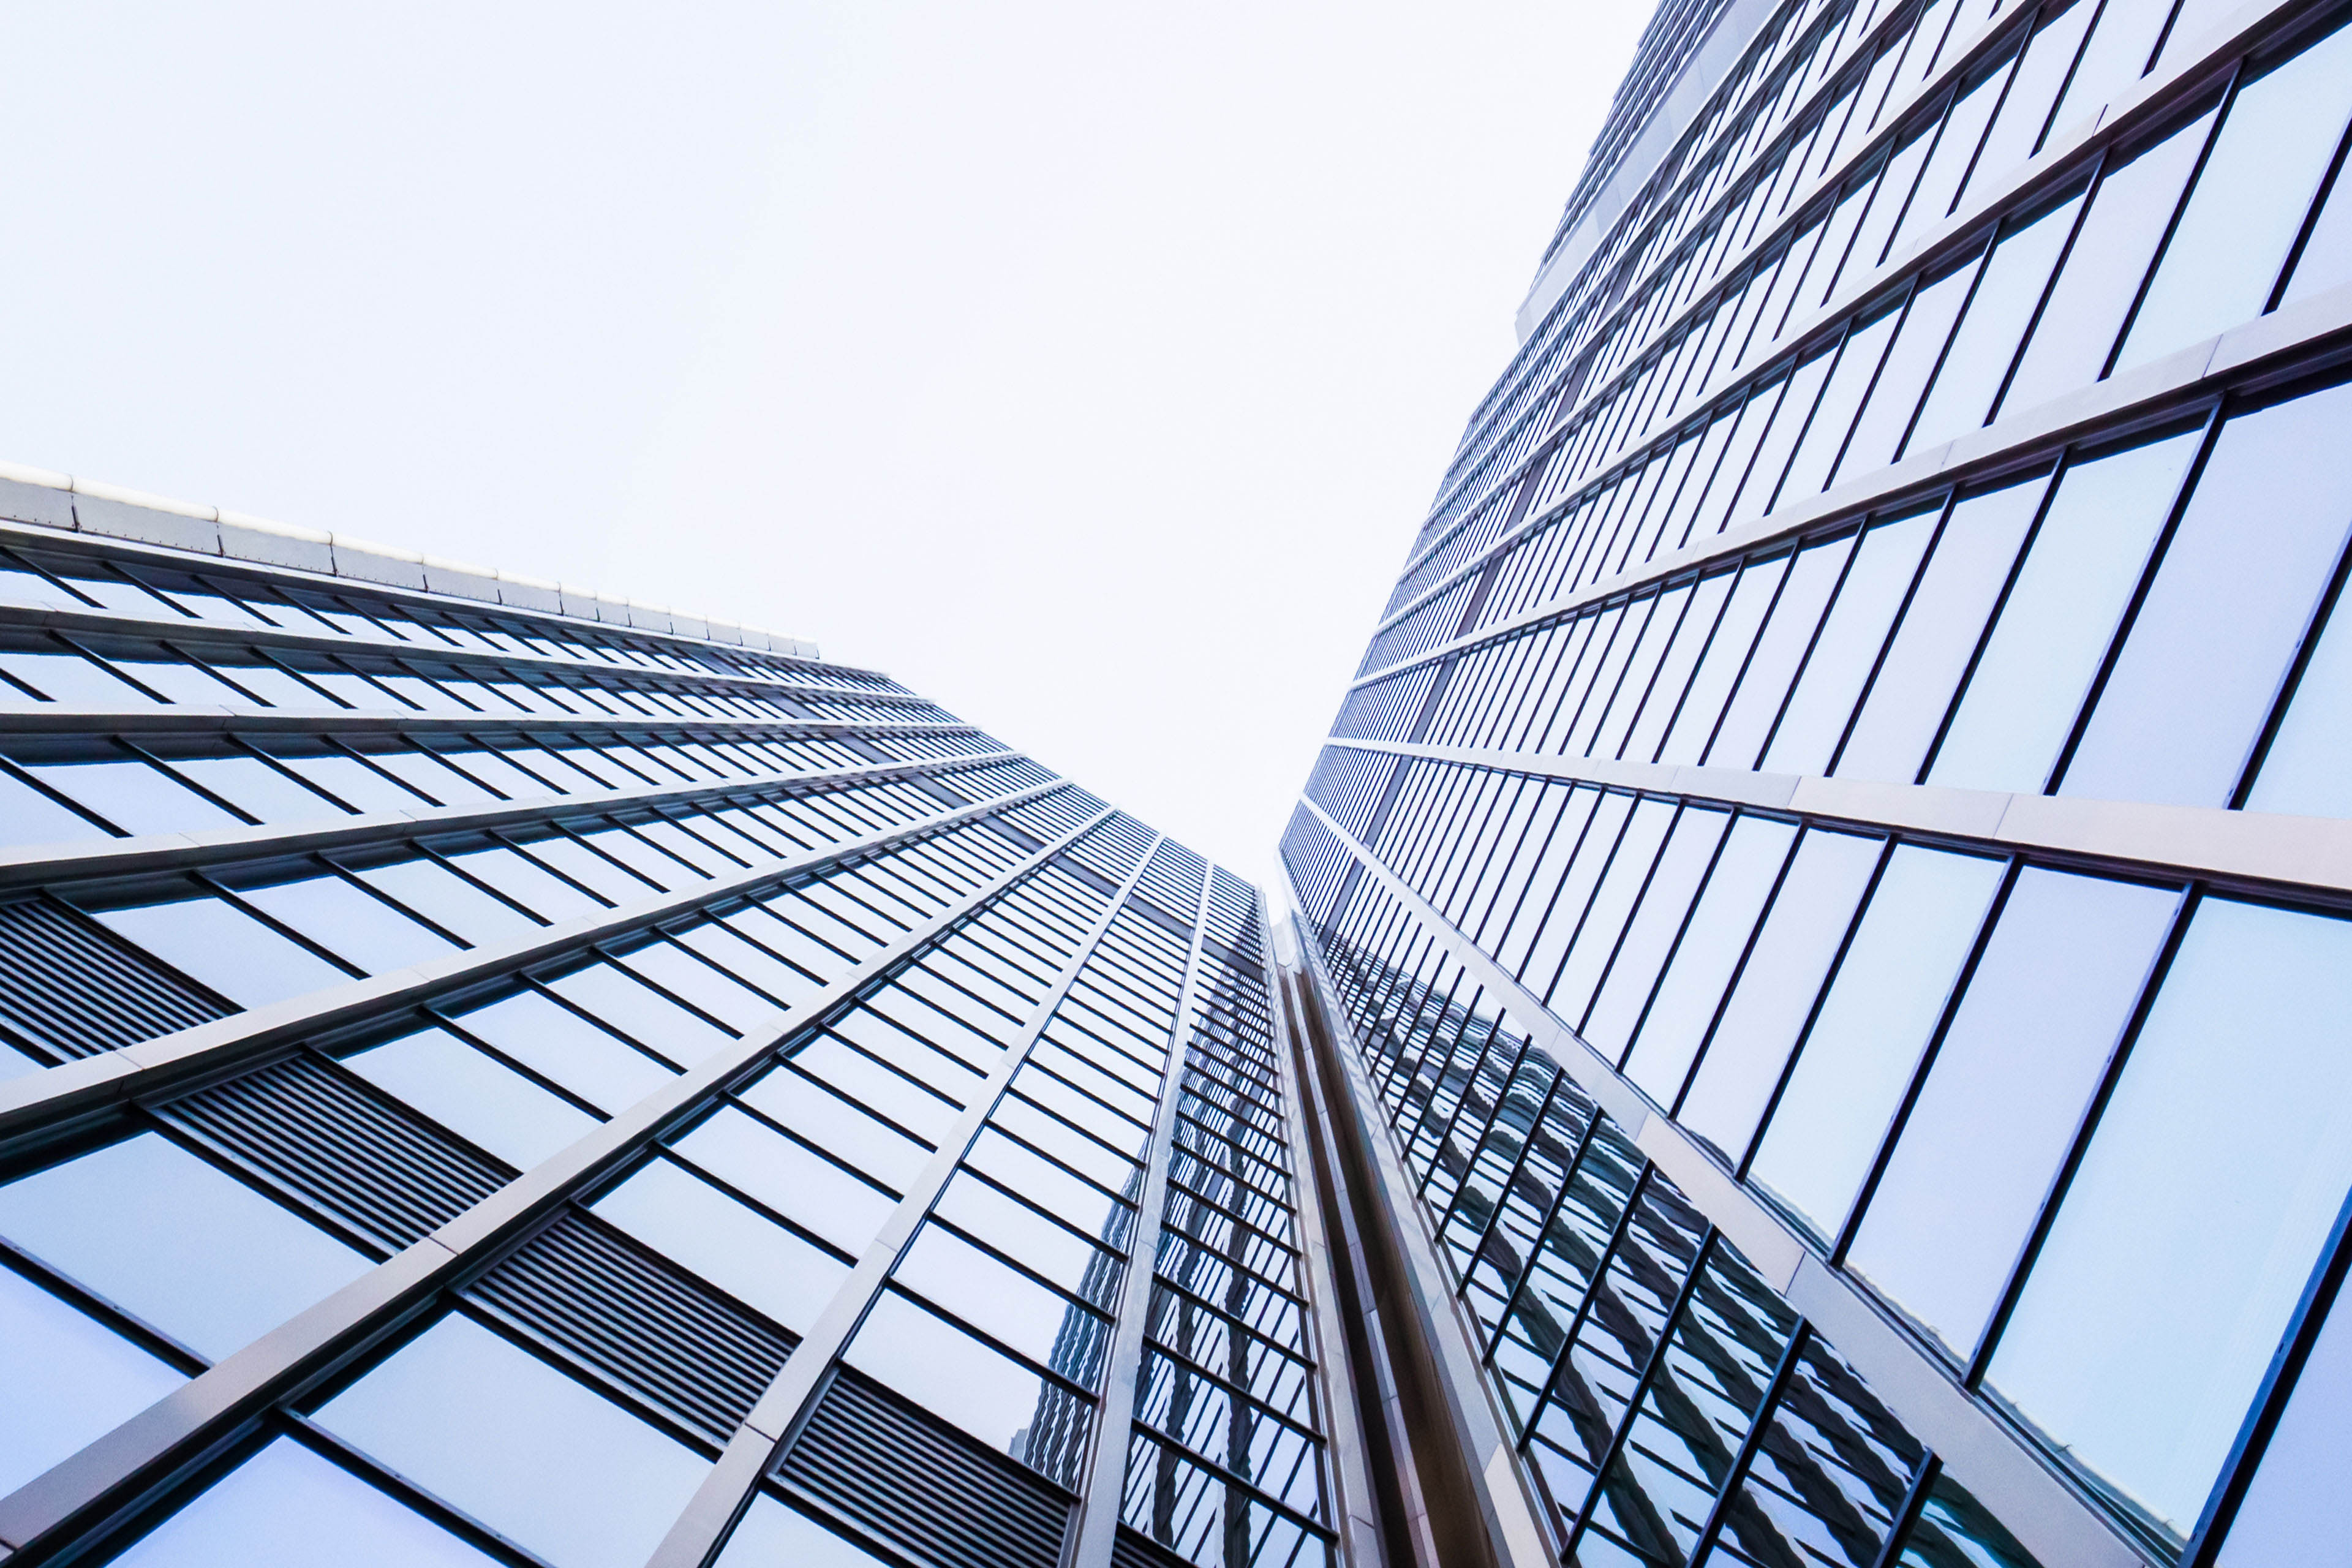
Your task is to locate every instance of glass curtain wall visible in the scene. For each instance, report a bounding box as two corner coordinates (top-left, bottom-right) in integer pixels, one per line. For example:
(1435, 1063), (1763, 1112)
(1287, 0), (2352, 1561)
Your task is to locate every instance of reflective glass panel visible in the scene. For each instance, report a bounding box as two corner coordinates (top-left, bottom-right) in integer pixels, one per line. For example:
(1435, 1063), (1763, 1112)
(0, 1133), (370, 1360)
(0, 1265), (184, 1496)
(592, 1158), (848, 1332)
(1928, 430), (2196, 793)
(93, 892), (354, 1007)
(674, 1106), (899, 1256)
(715, 1494), (891, 1568)
(1847, 869), (2179, 1358)
(239, 873), (460, 972)
(1749, 846), (2004, 1243)
(843, 1289), (1086, 1487)
(451, 990), (675, 1114)
(2065, 383), (2352, 806)
(2215, 1271), (2352, 1564)
(113, 1437), (499, 1568)
(1988, 898), (2352, 1538)
(313, 1313), (709, 1568)
(344, 1027), (597, 1168)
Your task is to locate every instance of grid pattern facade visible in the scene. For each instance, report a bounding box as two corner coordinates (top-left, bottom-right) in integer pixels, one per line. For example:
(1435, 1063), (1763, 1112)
(1287, 0), (2352, 1562)
(0, 509), (1327, 1568)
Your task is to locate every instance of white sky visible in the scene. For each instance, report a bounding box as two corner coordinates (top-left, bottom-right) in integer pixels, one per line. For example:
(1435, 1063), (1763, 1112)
(0, 2), (1646, 889)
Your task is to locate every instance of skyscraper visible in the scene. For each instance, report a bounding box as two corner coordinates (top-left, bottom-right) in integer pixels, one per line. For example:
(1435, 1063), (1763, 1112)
(0, 477), (1343, 1568)
(1284, 0), (2352, 1562)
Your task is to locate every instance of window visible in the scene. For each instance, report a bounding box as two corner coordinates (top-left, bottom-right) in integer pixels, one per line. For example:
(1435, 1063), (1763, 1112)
(110, 1438), (499, 1568)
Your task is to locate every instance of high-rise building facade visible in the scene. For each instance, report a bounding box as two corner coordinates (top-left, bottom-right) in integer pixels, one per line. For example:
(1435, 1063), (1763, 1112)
(0, 478), (1351, 1568)
(1284, 0), (2352, 1563)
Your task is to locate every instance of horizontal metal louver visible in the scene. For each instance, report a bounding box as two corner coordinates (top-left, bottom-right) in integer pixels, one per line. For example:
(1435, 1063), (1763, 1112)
(1112, 1526), (1196, 1568)
(777, 1370), (1074, 1568)
(156, 1055), (506, 1250)
(0, 896), (230, 1060)
(467, 1212), (796, 1446)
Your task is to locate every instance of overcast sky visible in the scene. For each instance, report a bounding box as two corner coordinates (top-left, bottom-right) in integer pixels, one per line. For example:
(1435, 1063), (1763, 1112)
(0, 2), (1645, 888)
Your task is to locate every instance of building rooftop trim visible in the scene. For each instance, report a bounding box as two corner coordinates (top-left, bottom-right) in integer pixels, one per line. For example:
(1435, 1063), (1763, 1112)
(0, 458), (821, 663)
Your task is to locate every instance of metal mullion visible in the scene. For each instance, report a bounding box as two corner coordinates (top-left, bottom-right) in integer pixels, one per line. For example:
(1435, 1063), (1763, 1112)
(0, 795), (1109, 1564)
(1294, 794), (2159, 1568)
(638, 826), (1169, 1568)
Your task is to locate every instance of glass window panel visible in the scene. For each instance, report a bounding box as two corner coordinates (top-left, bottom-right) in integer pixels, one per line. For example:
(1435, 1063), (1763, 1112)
(435, 747), (553, 801)
(1906, 192), (2082, 454)
(1849, 869), (2177, 1359)
(1988, 898), (2352, 1538)
(843, 1289), (1085, 1484)
(738, 1066), (932, 1190)
(312, 1314), (709, 1568)
(592, 1158), (847, 1332)
(1657, 556), (1789, 766)
(673, 921), (823, 1009)
(524, 832), (666, 905)
(239, 873), (459, 973)
(2117, 23), (2352, 371)
(2000, 110), (2213, 416)
(0, 644), (157, 707)
(367, 748), (500, 806)
(1747, 846), (2005, 1243)
(2214, 1270), (2352, 1564)
(0, 1265), (185, 1496)
(437, 842), (605, 922)
(0, 766), (110, 847)
(1678, 828), (1882, 1166)
(1929, 429), (2197, 792)
(726, 902), (860, 978)
(674, 1106), (899, 1255)
(1623, 816), (1798, 1106)
(1776, 305), (1901, 505)
(612, 940), (778, 1032)
(452, 990), (675, 1114)
(1763, 510), (1937, 773)
(715, 1494), (891, 1568)
(1706, 534), (1856, 769)
(0, 1133), (370, 1361)
(352, 856), (541, 945)
(968, 1129), (1132, 1246)
(2250, 493), (2352, 813)
(2067, 383), (2352, 807)
(991, 1098), (1134, 1194)
(933, 1172), (1119, 1306)
(344, 1027), (597, 1169)
(111, 1437), (500, 1568)
(788, 1034), (960, 1145)
(99, 649), (249, 709)
(27, 758), (242, 835)
(1837, 477), (2048, 782)
(2281, 141), (2352, 304)
(1584, 806), (1733, 1061)
(895, 1224), (1108, 1384)
(168, 756), (345, 824)
(93, 894), (353, 1008)
(1838, 255), (1977, 481)
(578, 825), (699, 891)
(2050, 0), (2176, 134)
(1547, 798), (1676, 1023)
(834, 1003), (992, 1093)
(546, 962), (736, 1066)
(269, 752), (432, 814)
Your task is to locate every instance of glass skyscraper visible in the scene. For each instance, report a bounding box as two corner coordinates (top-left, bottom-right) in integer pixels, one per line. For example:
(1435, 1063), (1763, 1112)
(0, 481), (1338, 1568)
(1284, 0), (2352, 1562)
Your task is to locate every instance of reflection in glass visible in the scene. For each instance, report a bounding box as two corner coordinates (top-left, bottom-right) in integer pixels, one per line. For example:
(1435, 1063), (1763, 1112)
(1989, 899), (2352, 1539)
(1847, 870), (2179, 1357)
(843, 1290), (1085, 1486)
